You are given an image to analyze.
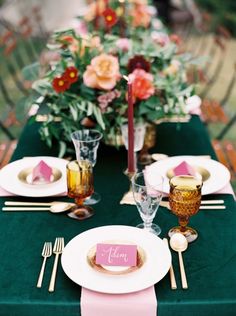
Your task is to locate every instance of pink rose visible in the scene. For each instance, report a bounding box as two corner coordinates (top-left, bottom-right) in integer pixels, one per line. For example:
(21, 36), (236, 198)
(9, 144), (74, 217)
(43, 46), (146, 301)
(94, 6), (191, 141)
(116, 38), (131, 52)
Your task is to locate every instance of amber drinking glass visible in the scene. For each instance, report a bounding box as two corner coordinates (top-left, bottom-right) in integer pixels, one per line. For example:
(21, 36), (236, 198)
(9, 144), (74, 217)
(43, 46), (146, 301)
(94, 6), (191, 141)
(66, 160), (94, 220)
(71, 129), (102, 205)
(168, 175), (203, 243)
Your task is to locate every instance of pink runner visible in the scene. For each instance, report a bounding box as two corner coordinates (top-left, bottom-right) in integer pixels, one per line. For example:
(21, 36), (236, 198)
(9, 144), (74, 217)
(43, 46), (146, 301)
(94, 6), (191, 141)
(81, 286), (157, 316)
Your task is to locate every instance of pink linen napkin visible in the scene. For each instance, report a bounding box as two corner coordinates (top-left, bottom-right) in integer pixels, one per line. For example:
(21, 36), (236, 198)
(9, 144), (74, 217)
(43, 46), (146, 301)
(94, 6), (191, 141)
(81, 286), (157, 316)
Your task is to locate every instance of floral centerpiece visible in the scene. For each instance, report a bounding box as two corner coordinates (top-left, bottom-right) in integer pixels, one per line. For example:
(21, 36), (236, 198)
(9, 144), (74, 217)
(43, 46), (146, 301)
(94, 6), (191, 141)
(31, 9), (194, 156)
(82, 0), (157, 37)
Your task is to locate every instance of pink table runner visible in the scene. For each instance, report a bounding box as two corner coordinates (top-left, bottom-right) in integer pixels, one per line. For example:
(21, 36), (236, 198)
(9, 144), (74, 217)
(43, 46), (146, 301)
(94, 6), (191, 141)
(81, 286), (157, 316)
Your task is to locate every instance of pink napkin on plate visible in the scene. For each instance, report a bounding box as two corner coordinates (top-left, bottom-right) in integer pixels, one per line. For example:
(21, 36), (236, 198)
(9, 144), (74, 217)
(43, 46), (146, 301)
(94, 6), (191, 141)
(81, 286), (157, 316)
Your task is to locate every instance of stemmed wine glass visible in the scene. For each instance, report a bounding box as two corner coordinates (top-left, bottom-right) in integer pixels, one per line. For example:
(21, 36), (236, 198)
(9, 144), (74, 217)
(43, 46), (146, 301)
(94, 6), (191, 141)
(131, 171), (163, 235)
(168, 175), (203, 243)
(66, 160), (94, 220)
(71, 129), (103, 205)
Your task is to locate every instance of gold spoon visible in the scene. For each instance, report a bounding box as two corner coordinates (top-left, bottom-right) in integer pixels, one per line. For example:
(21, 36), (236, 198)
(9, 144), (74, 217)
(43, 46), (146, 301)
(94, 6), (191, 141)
(170, 233), (188, 289)
(3, 201), (75, 213)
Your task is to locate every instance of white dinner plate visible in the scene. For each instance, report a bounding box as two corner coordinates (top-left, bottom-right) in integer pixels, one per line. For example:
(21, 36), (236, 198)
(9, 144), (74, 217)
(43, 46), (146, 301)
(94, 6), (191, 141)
(0, 156), (68, 197)
(61, 225), (171, 294)
(146, 155), (231, 195)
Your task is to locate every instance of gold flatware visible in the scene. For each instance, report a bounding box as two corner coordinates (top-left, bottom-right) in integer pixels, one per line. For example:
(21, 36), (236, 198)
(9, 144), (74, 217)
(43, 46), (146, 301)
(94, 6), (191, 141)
(170, 233), (188, 289)
(3, 202), (75, 213)
(163, 238), (177, 290)
(37, 242), (52, 288)
(48, 237), (64, 292)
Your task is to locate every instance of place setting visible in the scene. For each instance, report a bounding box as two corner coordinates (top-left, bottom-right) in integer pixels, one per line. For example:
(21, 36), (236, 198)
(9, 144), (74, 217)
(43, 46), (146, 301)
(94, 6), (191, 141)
(1, 0), (236, 315)
(1, 128), (103, 220)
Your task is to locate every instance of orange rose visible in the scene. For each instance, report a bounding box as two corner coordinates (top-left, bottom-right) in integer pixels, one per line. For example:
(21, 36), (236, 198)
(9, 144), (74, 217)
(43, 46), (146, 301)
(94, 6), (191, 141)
(83, 54), (120, 90)
(131, 69), (155, 101)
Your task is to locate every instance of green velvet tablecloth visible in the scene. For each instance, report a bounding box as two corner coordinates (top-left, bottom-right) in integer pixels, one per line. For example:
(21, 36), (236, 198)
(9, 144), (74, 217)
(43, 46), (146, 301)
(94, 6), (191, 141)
(0, 116), (235, 316)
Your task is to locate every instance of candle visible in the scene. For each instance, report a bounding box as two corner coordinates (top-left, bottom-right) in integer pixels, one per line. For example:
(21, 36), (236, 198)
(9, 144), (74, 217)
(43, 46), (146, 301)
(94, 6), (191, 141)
(126, 75), (135, 173)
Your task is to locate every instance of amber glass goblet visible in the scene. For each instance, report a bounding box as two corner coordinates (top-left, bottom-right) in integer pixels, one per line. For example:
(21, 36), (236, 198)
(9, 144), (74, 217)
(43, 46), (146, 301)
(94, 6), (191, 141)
(66, 160), (94, 220)
(168, 175), (203, 243)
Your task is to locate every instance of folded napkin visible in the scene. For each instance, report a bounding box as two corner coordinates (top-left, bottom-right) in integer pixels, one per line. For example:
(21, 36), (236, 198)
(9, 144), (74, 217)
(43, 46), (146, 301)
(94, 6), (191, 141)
(81, 286), (157, 316)
(120, 179), (235, 205)
(31, 160), (53, 183)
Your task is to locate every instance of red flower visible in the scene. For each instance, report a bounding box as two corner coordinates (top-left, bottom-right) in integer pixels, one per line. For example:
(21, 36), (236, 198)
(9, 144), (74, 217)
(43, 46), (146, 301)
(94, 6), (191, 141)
(52, 75), (70, 93)
(103, 8), (117, 27)
(64, 66), (79, 84)
(128, 55), (151, 73)
(131, 69), (155, 101)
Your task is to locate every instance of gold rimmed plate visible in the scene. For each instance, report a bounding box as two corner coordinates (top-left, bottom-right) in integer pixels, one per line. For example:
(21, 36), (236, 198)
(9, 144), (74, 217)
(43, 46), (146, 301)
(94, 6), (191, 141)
(18, 167), (62, 186)
(166, 165), (211, 182)
(61, 225), (171, 294)
(145, 156), (231, 195)
(87, 241), (146, 276)
(0, 156), (68, 197)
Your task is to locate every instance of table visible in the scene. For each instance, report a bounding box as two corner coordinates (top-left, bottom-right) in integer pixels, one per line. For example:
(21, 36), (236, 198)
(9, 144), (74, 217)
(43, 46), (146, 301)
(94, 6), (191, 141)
(0, 115), (235, 316)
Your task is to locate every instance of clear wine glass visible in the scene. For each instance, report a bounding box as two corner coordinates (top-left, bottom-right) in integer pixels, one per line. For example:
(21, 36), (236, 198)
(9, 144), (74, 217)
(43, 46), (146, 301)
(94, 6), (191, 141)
(131, 171), (163, 235)
(66, 160), (94, 220)
(71, 129), (103, 205)
(168, 175), (203, 243)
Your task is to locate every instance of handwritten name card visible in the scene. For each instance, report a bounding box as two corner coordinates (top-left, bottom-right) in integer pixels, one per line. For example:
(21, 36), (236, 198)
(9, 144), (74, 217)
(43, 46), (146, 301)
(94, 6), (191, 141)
(96, 243), (137, 267)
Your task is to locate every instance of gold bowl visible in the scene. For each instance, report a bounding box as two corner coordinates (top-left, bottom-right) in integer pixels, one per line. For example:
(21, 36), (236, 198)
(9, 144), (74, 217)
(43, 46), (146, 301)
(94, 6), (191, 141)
(166, 165), (210, 182)
(18, 167), (62, 186)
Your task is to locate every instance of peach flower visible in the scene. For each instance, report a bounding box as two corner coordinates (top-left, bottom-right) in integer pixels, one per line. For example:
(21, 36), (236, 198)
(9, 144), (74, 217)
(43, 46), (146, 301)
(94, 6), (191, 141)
(84, 0), (106, 22)
(163, 60), (181, 76)
(131, 69), (155, 101)
(130, 5), (151, 28)
(83, 54), (121, 90)
(80, 35), (102, 56)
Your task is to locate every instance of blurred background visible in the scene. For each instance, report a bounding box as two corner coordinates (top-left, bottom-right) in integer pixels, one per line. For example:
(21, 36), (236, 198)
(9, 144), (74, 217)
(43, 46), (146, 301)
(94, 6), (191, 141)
(0, 0), (235, 188)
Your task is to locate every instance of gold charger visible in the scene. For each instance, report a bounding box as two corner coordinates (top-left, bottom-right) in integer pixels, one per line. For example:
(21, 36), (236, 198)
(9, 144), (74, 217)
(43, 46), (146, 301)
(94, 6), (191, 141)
(18, 167), (62, 186)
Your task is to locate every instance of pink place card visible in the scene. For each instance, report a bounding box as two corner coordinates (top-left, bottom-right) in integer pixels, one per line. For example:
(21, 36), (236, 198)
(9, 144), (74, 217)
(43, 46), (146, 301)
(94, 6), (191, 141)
(96, 243), (137, 267)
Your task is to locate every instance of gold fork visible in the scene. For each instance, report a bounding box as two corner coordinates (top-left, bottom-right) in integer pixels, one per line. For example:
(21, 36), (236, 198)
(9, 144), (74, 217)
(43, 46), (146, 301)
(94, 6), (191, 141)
(37, 242), (52, 288)
(48, 237), (64, 292)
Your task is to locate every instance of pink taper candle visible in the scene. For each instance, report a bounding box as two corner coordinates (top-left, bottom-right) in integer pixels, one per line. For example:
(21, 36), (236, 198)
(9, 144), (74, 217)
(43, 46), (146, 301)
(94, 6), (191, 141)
(127, 75), (135, 173)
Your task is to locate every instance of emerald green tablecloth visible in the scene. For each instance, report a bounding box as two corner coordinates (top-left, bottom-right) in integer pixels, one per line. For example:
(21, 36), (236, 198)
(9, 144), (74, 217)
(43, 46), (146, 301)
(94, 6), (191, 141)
(0, 116), (235, 316)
